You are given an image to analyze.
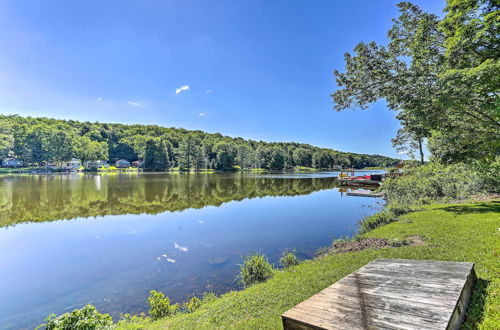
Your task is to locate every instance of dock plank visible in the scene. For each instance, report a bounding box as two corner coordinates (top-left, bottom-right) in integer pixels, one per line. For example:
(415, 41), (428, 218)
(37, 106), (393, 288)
(282, 258), (475, 330)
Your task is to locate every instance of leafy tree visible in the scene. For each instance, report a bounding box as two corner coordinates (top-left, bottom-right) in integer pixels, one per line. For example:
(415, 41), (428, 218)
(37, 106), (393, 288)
(48, 129), (77, 164)
(214, 142), (237, 170)
(143, 139), (168, 171)
(76, 136), (108, 163)
(236, 144), (253, 169)
(177, 136), (199, 171)
(332, 1), (499, 164)
(0, 120), (13, 160)
(268, 147), (285, 170)
(293, 148), (312, 167)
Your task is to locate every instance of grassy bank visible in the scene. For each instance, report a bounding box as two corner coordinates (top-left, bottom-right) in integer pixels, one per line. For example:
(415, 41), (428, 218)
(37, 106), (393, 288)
(118, 198), (500, 329)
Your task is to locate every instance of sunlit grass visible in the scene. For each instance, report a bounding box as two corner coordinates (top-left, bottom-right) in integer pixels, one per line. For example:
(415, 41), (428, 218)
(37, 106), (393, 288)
(117, 199), (500, 329)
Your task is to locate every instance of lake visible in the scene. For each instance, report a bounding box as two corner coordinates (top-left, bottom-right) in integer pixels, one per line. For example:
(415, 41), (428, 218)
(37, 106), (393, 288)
(0, 172), (383, 329)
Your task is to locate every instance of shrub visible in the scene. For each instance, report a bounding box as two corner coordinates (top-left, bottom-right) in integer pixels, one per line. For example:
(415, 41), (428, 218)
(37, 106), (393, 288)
(183, 296), (202, 313)
(383, 161), (498, 205)
(358, 210), (398, 234)
(148, 290), (178, 320)
(236, 253), (273, 287)
(202, 291), (218, 304)
(38, 304), (113, 330)
(279, 249), (301, 268)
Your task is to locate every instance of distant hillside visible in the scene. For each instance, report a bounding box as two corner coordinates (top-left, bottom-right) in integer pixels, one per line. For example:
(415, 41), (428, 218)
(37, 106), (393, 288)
(0, 115), (397, 170)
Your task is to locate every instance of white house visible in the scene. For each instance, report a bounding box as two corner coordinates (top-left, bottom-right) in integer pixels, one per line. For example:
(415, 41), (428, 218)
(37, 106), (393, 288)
(85, 160), (108, 168)
(2, 158), (23, 168)
(65, 158), (82, 170)
(115, 159), (131, 168)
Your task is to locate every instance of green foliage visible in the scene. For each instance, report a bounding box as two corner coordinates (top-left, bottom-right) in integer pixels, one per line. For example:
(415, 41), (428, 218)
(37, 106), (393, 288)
(0, 115), (397, 170)
(279, 249), (301, 268)
(0, 119), (13, 159)
(202, 291), (218, 304)
(38, 304), (113, 330)
(383, 161), (499, 205)
(268, 147), (285, 170)
(143, 139), (168, 171)
(148, 290), (179, 320)
(236, 253), (274, 287)
(358, 210), (398, 234)
(332, 0), (499, 164)
(292, 148), (312, 167)
(214, 142), (237, 171)
(183, 296), (202, 313)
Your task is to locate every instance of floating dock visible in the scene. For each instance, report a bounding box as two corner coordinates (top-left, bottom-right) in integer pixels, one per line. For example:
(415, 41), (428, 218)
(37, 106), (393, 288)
(337, 178), (381, 186)
(282, 258), (476, 330)
(346, 190), (384, 198)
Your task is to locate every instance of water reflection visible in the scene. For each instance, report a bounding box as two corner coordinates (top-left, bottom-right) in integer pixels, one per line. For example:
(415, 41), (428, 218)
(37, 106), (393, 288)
(0, 172), (382, 329)
(0, 173), (340, 227)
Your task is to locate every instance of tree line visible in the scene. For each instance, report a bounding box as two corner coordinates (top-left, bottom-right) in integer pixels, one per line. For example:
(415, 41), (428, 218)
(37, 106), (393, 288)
(0, 115), (397, 171)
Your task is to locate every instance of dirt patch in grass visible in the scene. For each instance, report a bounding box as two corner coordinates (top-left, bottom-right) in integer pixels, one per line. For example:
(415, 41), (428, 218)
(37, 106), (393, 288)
(333, 236), (425, 254)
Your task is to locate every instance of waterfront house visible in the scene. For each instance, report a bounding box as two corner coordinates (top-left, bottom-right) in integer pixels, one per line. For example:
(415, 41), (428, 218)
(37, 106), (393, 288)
(85, 160), (108, 168)
(65, 158), (82, 170)
(131, 160), (142, 168)
(115, 159), (131, 168)
(1, 158), (23, 168)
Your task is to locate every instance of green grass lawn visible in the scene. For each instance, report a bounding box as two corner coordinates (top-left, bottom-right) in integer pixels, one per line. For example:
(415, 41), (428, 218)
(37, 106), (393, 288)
(118, 199), (500, 329)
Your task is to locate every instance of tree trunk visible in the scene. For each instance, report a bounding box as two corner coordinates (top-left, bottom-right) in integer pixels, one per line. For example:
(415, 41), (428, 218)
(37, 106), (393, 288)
(418, 138), (424, 165)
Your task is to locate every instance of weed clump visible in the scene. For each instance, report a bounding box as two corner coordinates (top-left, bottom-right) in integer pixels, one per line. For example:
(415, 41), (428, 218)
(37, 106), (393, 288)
(183, 296), (202, 313)
(359, 210), (398, 234)
(39, 304), (113, 330)
(236, 253), (274, 287)
(279, 249), (301, 268)
(148, 290), (179, 320)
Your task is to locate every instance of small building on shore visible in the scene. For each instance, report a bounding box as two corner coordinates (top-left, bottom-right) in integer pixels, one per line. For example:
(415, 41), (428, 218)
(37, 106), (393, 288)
(64, 158), (82, 170)
(1, 158), (24, 168)
(131, 160), (142, 168)
(85, 160), (108, 168)
(115, 159), (131, 168)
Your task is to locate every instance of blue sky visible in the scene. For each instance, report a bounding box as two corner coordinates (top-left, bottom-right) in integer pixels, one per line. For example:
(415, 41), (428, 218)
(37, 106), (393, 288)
(0, 0), (445, 158)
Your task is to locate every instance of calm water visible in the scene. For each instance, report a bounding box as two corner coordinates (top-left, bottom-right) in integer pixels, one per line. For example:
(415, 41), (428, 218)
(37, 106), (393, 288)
(0, 172), (383, 329)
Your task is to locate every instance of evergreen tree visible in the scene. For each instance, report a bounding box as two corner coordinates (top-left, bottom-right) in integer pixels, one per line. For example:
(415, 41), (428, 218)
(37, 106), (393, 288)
(143, 139), (158, 171)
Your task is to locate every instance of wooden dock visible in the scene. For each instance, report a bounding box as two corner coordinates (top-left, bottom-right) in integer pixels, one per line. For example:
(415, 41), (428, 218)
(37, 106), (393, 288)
(346, 190), (384, 198)
(282, 258), (476, 330)
(337, 178), (381, 187)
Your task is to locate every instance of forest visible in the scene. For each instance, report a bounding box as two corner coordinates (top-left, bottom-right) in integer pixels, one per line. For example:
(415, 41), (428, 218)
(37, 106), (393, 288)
(0, 115), (397, 171)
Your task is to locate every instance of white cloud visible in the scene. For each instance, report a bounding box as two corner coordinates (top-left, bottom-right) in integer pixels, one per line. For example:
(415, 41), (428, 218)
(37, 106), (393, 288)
(397, 151), (408, 155)
(198, 112), (206, 117)
(128, 101), (140, 107)
(176, 85), (190, 94)
(174, 243), (188, 252)
(205, 90), (213, 94)
(96, 97), (103, 102)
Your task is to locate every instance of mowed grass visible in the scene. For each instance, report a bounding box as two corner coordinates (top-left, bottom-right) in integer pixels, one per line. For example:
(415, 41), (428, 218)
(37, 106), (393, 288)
(118, 200), (500, 329)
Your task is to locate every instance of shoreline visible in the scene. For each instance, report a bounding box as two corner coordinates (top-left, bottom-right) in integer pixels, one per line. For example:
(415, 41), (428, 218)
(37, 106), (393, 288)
(115, 197), (499, 329)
